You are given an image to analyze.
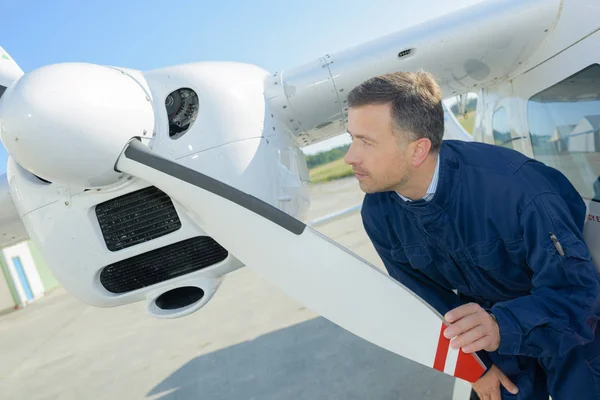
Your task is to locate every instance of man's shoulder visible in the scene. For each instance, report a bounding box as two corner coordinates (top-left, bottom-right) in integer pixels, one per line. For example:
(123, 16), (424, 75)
(442, 140), (532, 175)
(443, 140), (579, 202)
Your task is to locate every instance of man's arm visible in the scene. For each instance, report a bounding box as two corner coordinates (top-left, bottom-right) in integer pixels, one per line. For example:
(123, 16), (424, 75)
(361, 206), (494, 369)
(362, 208), (461, 315)
(490, 192), (600, 358)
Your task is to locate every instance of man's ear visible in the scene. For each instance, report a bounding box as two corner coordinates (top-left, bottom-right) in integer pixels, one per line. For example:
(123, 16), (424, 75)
(410, 138), (432, 167)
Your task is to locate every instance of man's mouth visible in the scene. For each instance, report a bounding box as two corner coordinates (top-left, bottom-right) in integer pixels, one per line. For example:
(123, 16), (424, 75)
(354, 171), (368, 180)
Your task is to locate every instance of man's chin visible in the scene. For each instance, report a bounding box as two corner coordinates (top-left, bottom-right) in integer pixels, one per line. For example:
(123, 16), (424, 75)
(358, 181), (380, 194)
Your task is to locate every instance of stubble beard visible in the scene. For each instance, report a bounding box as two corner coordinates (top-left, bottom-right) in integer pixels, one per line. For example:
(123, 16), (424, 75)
(359, 167), (411, 194)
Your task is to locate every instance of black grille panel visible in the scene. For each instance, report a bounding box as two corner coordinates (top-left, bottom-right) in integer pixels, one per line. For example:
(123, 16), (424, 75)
(96, 186), (181, 251)
(100, 236), (228, 294)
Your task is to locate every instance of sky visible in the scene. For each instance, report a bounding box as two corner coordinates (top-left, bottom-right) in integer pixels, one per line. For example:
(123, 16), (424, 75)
(0, 0), (484, 170)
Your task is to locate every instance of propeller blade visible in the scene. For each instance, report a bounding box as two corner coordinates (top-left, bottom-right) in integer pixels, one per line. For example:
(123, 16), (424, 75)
(115, 139), (486, 383)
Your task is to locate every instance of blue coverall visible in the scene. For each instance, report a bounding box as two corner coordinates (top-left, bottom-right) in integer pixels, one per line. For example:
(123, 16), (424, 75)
(361, 140), (600, 399)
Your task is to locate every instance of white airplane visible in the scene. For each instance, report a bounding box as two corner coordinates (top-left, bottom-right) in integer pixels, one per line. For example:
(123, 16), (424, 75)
(0, 0), (598, 391)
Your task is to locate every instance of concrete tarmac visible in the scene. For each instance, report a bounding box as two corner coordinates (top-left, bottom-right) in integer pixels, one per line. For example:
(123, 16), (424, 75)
(0, 177), (458, 399)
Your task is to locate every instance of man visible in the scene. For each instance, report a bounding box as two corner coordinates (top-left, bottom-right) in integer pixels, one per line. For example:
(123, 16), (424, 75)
(343, 70), (600, 400)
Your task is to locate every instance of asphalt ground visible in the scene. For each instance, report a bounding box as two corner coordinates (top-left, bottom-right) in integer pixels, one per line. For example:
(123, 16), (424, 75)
(0, 177), (459, 399)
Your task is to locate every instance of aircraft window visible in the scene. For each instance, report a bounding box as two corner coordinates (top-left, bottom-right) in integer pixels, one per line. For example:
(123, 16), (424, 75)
(527, 64), (600, 201)
(0, 85), (6, 99)
(492, 107), (513, 149)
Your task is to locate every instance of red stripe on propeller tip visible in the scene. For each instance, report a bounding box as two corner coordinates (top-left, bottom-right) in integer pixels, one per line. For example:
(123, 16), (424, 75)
(433, 323), (450, 372)
(454, 347), (487, 383)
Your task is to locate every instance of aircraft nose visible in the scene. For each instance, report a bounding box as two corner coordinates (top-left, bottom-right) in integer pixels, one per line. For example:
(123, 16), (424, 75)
(0, 62), (155, 188)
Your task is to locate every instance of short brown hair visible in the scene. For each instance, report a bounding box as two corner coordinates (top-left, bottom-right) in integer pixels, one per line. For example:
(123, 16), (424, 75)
(347, 70), (444, 152)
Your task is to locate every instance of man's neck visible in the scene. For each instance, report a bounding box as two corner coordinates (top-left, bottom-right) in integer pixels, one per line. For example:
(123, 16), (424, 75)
(395, 153), (438, 201)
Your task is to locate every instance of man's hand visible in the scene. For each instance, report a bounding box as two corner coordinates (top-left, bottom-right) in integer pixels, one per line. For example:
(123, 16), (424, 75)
(472, 364), (519, 399)
(443, 303), (500, 353)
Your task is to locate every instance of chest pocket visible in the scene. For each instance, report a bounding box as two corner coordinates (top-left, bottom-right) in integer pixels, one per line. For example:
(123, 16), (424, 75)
(391, 244), (434, 271)
(466, 238), (527, 271)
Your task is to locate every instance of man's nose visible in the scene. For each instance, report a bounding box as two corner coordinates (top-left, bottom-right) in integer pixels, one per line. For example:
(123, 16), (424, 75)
(343, 143), (358, 166)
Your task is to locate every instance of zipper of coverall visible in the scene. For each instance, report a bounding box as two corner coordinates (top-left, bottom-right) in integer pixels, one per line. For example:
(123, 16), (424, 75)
(448, 253), (475, 296)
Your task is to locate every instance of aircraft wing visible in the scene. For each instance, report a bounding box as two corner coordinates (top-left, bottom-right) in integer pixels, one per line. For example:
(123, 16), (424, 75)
(0, 173), (29, 247)
(265, 0), (561, 147)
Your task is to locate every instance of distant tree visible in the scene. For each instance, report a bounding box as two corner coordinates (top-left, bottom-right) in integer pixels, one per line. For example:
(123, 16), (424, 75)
(467, 97), (477, 113)
(306, 144), (350, 169)
(449, 97), (477, 117)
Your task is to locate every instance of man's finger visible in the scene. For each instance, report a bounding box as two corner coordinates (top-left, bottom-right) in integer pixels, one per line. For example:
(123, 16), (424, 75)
(499, 372), (519, 395)
(461, 335), (491, 353)
(444, 302), (481, 323)
(450, 325), (486, 349)
(444, 313), (482, 339)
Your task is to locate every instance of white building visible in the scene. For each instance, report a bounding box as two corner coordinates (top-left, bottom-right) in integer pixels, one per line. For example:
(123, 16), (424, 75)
(0, 241), (59, 314)
(550, 124), (575, 153)
(568, 115), (600, 152)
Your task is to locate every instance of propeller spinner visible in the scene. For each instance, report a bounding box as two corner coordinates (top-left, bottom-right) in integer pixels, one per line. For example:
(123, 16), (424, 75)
(0, 62), (154, 188)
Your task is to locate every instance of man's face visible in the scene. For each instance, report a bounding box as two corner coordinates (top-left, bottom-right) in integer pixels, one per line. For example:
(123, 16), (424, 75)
(343, 103), (412, 194)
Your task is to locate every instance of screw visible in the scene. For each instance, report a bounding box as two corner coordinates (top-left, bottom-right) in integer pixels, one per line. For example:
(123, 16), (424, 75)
(64, 201), (69, 206)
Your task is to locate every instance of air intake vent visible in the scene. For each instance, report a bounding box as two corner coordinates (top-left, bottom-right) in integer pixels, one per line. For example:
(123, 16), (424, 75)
(100, 236), (228, 294)
(397, 49), (413, 59)
(96, 186), (181, 251)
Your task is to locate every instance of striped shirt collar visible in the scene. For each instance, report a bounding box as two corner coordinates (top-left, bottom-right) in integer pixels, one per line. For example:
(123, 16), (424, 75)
(396, 153), (440, 202)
